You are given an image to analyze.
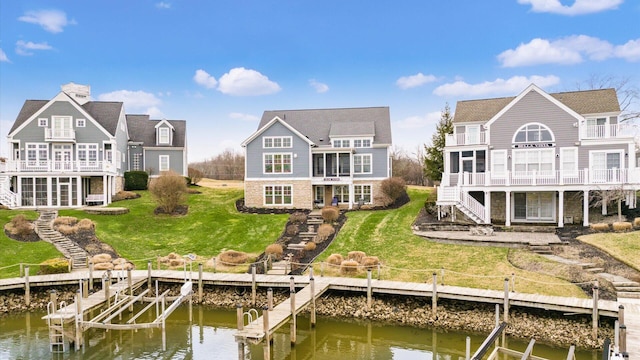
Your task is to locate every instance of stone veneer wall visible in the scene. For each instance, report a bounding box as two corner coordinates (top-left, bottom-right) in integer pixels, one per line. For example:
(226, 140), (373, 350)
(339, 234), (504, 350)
(355, 180), (386, 208)
(88, 176), (124, 195)
(245, 180), (312, 209)
(489, 191), (584, 224)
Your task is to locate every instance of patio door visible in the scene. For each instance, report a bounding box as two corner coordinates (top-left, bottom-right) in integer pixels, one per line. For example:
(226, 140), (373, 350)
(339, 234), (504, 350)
(53, 145), (73, 171)
(314, 186), (325, 207)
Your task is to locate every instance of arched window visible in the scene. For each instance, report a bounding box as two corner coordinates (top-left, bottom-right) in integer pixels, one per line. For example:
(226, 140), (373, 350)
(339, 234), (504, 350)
(512, 123), (554, 143)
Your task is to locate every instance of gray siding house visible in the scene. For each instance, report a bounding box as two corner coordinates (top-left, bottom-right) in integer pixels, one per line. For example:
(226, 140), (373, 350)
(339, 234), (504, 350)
(0, 83), (187, 208)
(242, 107), (392, 209)
(436, 84), (640, 227)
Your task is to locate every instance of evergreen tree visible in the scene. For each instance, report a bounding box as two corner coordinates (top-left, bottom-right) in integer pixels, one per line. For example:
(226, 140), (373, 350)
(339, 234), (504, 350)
(423, 103), (453, 182)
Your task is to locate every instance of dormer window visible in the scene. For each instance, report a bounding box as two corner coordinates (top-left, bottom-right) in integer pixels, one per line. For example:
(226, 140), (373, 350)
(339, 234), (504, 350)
(333, 139), (350, 148)
(159, 127), (170, 145)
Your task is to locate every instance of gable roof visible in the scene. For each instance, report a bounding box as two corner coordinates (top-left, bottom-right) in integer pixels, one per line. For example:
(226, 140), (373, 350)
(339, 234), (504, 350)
(257, 107), (392, 146)
(10, 100), (48, 133)
(127, 115), (186, 147)
(453, 87), (620, 123)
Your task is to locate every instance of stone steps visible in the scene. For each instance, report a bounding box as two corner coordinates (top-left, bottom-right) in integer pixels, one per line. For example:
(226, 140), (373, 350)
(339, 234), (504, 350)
(529, 245), (553, 255)
(35, 210), (89, 270)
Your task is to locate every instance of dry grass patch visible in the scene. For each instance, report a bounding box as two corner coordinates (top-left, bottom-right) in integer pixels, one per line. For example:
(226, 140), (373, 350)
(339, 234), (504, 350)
(265, 244), (284, 260)
(56, 224), (77, 235)
(590, 223), (610, 232)
(289, 212), (307, 224)
(6, 214), (34, 237)
(612, 222), (632, 232)
(348, 251), (366, 263)
(340, 260), (359, 275)
(321, 206), (339, 223)
(218, 250), (249, 265)
(91, 253), (112, 264)
(326, 253), (343, 266)
(361, 256), (380, 269)
(77, 218), (95, 231)
(316, 224), (335, 242)
(634, 217), (640, 227)
(53, 216), (78, 226)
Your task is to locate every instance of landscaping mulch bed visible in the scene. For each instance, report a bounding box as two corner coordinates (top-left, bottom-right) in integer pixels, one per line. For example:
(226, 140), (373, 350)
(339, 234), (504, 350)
(3, 227), (40, 242)
(153, 205), (189, 216)
(66, 229), (119, 259)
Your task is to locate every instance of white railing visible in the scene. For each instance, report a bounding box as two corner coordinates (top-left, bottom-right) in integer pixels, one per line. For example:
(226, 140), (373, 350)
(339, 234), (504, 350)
(0, 177), (18, 208)
(2, 160), (116, 173)
(445, 132), (487, 146)
(461, 190), (485, 222)
(581, 124), (631, 139)
(45, 128), (76, 141)
(441, 168), (640, 187)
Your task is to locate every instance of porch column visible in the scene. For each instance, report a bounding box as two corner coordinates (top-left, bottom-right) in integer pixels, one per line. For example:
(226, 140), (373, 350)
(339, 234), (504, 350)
(484, 191), (491, 224)
(583, 190), (589, 226)
(47, 177), (52, 207)
(558, 191), (564, 228)
(102, 175), (107, 206)
(505, 191), (511, 227)
(348, 183), (353, 210)
(76, 176), (82, 207)
(107, 176), (113, 204)
(17, 177), (21, 206)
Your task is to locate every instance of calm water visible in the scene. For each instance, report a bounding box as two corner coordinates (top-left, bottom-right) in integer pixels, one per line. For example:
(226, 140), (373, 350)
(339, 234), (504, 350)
(0, 306), (601, 359)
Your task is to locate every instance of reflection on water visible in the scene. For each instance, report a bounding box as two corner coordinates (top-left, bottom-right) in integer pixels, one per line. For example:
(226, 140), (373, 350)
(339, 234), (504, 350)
(0, 306), (600, 359)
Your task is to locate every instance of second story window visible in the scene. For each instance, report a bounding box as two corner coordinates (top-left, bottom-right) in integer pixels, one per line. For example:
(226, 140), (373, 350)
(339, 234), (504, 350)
(354, 139), (372, 148)
(333, 139), (350, 148)
(38, 118), (48, 127)
(264, 153), (292, 174)
(354, 154), (372, 174)
(513, 123), (554, 143)
(26, 143), (48, 165)
(159, 155), (170, 171)
(76, 119), (86, 127)
(263, 136), (292, 148)
(159, 128), (170, 144)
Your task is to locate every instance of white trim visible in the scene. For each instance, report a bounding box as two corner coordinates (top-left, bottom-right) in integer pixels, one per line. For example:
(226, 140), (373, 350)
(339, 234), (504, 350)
(559, 147), (578, 176)
(154, 119), (175, 130)
(490, 149), (507, 177)
(511, 122), (555, 143)
(263, 136), (293, 148)
(353, 183), (372, 204)
(353, 154), (372, 174)
(241, 116), (314, 147)
(262, 152), (293, 174)
(158, 127), (170, 145)
(76, 118), (86, 127)
(38, 118), (48, 127)
(263, 184), (293, 206)
(511, 191), (556, 222)
(159, 155), (170, 172)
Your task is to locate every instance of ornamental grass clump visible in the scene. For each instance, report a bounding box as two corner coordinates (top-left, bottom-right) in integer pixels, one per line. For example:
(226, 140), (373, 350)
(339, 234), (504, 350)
(634, 217), (640, 227)
(8, 214), (33, 237)
(77, 218), (95, 231)
(590, 223), (610, 232)
(289, 212), (307, 224)
(340, 260), (359, 275)
(321, 206), (339, 223)
(326, 253), (343, 266)
(53, 216), (77, 227)
(361, 256), (380, 269)
(316, 224), (335, 242)
(286, 224), (299, 236)
(219, 250), (248, 265)
(149, 170), (187, 214)
(304, 241), (316, 251)
(265, 244), (284, 260)
(56, 224), (77, 235)
(612, 222), (632, 232)
(348, 251), (366, 264)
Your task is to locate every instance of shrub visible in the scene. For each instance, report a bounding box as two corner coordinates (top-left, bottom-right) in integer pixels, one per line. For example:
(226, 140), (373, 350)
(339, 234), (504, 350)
(326, 253), (343, 266)
(321, 206), (339, 223)
(112, 191), (140, 201)
(10, 214), (28, 227)
(38, 258), (69, 275)
(56, 224), (77, 235)
(286, 224), (299, 236)
(265, 244), (284, 260)
(149, 171), (187, 214)
(590, 223), (610, 232)
(188, 167), (204, 185)
(304, 242), (317, 251)
(340, 260), (359, 275)
(289, 212), (307, 224)
(77, 219), (95, 231)
(53, 216), (77, 227)
(361, 256), (380, 269)
(381, 177), (407, 203)
(9, 215), (33, 237)
(316, 224), (335, 242)
(91, 253), (112, 264)
(94, 262), (114, 270)
(124, 171), (149, 191)
(219, 250), (248, 265)
(634, 217), (640, 227)
(348, 251), (366, 264)
(612, 222), (632, 232)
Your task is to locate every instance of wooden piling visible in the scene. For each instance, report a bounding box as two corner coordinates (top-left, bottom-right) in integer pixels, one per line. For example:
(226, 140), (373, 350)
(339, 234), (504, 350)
(620, 324), (627, 353)
(431, 272), (437, 317)
(157, 257), (161, 270)
(251, 265), (257, 306)
(618, 304), (625, 326)
(127, 269), (133, 311)
(262, 305), (270, 343)
(147, 261), (152, 290)
(592, 280), (599, 340)
(310, 276), (316, 327)
(198, 263), (203, 302)
(75, 290), (82, 350)
(89, 261), (94, 290)
(212, 258), (216, 273)
(366, 270), (372, 310)
(49, 290), (58, 310)
(511, 273), (515, 292)
(503, 278), (509, 323)
(236, 303), (244, 330)
(290, 289), (296, 346)
(290, 276), (295, 293)
(320, 262), (324, 277)
(466, 336), (471, 360)
(267, 288), (273, 311)
(82, 279), (88, 299)
(24, 266), (30, 307)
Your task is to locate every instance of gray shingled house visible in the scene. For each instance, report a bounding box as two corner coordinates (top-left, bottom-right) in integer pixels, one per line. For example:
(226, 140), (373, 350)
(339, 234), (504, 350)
(436, 84), (640, 227)
(241, 107), (392, 209)
(0, 83), (187, 208)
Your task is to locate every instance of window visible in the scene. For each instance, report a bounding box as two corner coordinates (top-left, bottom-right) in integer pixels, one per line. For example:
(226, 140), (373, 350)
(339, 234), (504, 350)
(51, 116), (73, 138)
(354, 139), (371, 148)
(263, 153), (292, 174)
(133, 153), (142, 171)
(263, 136), (292, 148)
(585, 117), (608, 138)
(159, 127), (170, 144)
(514, 192), (554, 220)
(560, 147), (578, 177)
(513, 123), (554, 143)
(590, 150), (623, 182)
(38, 118), (48, 127)
(354, 185), (371, 203)
(354, 154), (372, 174)
(159, 155), (170, 172)
(264, 185), (292, 205)
(77, 144), (98, 167)
(26, 143), (48, 166)
(490, 150), (506, 177)
(513, 149), (554, 175)
(466, 125), (480, 144)
(333, 139), (350, 148)
(450, 152), (460, 173)
(76, 119), (86, 127)
(334, 185), (349, 203)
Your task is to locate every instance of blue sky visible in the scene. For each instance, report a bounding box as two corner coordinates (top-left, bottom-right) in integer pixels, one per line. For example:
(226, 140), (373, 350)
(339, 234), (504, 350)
(1, 0), (639, 162)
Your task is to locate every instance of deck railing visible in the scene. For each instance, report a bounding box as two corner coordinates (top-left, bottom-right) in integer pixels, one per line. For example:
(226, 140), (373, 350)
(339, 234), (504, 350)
(445, 132), (487, 146)
(1, 160), (116, 173)
(581, 124), (632, 139)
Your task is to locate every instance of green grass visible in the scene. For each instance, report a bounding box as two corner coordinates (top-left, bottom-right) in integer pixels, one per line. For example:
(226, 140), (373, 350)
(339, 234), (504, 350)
(578, 231), (640, 271)
(58, 187), (288, 268)
(0, 210), (61, 278)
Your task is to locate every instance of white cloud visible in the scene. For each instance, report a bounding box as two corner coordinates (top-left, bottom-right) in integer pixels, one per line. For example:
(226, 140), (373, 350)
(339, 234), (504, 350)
(433, 75), (560, 97)
(0, 48), (9, 62)
(229, 112), (260, 122)
(309, 79), (329, 93)
(615, 39), (640, 62)
(18, 9), (75, 33)
(498, 36), (638, 67)
(396, 73), (437, 89)
(15, 40), (53, 56)
(395, 111), (441, 129)
(518, 0), (622, 15)
(98, 90), (162, 115)
(193, 69), (218, 89)
(156, 2), (171, 9)
(217, 67), (281, 96)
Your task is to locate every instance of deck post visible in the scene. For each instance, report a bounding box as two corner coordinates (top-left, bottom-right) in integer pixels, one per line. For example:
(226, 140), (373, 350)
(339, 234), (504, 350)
(310, 276), (316, 327)
(75, 289), (83, 350)
(251, 265), (257, 306)
(198, 263), (203, 302)
(267, 288), (273, 310)
(377, 263), (381, 280)
(104, 273), (111, 308)
(212, 258), (216, 273)
(615, 320), (620, 349)
(236, 303), (243, 330)
(367, 270), (372, 310)
(147, 261), (152, 290)
(619, 324), (627, 353)
(263, 305), (270, 343)
(432, 272), (437, 317)
(24, 266), (30, 307)
(290, 289), (296, 346)
(89, 261), (94, 291)
(503, 278), (509, 323)
(495, 304), (499, 327)
(465, 336), (471, 360)
(50, 290), (58, 310)
(128, 269), (133, 311)
(161, 296), (166, 351)
(237, 342), (245, 360)
(320, 262), (324, 277)
(263, 258), (268, 274)
(592, 280), (599, 339)
(511, 273), (515, 292)
(82, 279), (88, 299)
(618, 304), (625, 327)
(290, 276), (295, 293)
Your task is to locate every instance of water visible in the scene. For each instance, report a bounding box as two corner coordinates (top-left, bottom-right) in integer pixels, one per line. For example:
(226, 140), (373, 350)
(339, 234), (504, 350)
(0, 306), (600, 359)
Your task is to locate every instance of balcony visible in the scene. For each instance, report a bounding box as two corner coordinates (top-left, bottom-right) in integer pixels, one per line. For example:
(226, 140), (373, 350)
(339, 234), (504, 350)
(441, 168), (640, 187)
(581, 124), (632, 140)
(1, 160), (116, 173)
(45, 128), (76, 141)
(445, 132), (487, 146)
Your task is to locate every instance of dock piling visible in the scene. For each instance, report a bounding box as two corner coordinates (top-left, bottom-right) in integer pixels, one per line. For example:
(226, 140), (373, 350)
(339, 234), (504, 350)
(25, 266), (30, 307)
(432, 272), (437, 317)
(198, 263), (203, 302)
(75, 289), (82, 350)
(236, 303), (244, 330)
(620, 324), (627, 353)
(310, 276), (316, 327)
(89, 262), (94, 290)
(251, 266), (256, 306)
(49, 290), (58, 310)
(267, 288), (273, 310)
(290, 289), (296, 346)
(503, 278), (509, 323)
(367, 270), (372, 310)
(147, 261), (152, 290)
(592, 280), (599, 340)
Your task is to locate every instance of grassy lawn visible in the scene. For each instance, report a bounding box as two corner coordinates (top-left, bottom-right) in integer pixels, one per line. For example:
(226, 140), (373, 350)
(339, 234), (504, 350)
(578, 231), (640, 271)
(0, 210), (61, 278)
(58, 186), (288, 269)
(317, 187), (587, 298)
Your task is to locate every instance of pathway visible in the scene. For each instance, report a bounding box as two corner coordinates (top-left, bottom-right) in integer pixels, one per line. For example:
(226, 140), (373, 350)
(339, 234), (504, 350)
(35, 210), (89, 270)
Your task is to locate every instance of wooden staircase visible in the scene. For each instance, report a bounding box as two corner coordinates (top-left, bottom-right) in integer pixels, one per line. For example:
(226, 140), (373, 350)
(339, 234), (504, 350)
(35, 210), (89, 270)
(0, 175), (18, 208)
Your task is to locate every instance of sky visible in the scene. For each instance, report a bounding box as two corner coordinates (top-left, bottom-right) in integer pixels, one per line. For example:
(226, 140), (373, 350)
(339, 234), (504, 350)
(1, 0), (639, 162)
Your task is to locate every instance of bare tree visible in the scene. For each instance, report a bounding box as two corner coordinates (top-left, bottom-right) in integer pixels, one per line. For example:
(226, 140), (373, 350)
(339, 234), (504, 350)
(589, 185), (631, 222)
(189, 148), (245, 180)
(576, 74), (640, 122)
(391, 146), (426, 185)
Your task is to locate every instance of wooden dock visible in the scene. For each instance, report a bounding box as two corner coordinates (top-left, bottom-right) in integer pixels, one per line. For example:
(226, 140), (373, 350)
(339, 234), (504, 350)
(618, 298), (640, 359)
(235, 278), (331, 343)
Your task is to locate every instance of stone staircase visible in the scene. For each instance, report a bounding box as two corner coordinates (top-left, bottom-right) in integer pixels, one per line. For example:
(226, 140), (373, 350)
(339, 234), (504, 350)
(35, 210), (89, 270)
(266, 211), (324, 275)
